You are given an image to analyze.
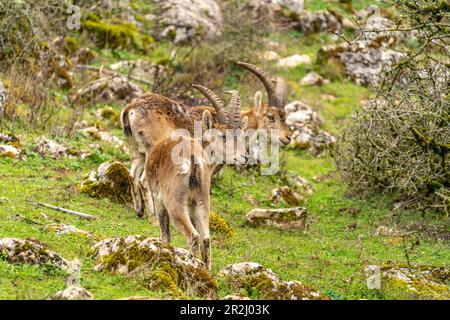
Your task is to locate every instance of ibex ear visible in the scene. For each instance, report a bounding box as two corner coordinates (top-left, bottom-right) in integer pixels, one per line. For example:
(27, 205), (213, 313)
(241, 116), (248, 130)
(202, 110), (213, 131)
(254, 91), (263, 116)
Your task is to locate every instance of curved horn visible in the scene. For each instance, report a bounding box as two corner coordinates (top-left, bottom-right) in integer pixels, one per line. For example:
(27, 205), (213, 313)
(191, 84), (228, 125)
(236, 62), (278, 107)
(224, 90), (241, 128)
(274, 77), (286, 108)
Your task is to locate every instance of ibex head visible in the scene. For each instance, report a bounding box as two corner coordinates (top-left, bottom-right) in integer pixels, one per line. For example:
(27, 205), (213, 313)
(192, 84), (248, 165)
(237, 62), (292, 145)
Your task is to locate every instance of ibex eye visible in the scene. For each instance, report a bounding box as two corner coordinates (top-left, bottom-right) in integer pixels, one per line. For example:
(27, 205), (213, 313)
(268, 114), (275, 121)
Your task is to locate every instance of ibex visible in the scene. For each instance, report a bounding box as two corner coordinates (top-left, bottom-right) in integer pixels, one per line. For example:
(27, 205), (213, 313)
(142, 92), (247, 269)
(121, 62), (290, 217)
(191, 62), (291, 146)
(121, 87), (247, 218)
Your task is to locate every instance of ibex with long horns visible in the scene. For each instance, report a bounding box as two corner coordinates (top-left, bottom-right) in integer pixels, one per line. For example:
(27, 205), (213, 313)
(142, 92), (247, 269)
(121, 87), (248, 218)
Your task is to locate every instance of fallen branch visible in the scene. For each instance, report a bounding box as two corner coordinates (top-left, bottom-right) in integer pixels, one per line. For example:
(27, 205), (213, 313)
(27, 201), (97, 220)
(75, 64), (153, 86)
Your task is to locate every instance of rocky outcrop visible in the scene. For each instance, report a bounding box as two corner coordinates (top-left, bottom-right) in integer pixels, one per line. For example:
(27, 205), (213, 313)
(0, 238), (75, 272)
(285, 101), (336, 156)
(0, 133), (25, 160)
(90, 236), (217, 297)
(52, 286), (94, 300)
(317, 40), (404, 87)
(382, 265), (450, 300)
(80, 161), (131, 203)
(152, 0), (223, 44)
(109, 59), (167, 81)
(293, 10), (343, 35)
(219, 262), (328, 300)
(245, 207), (307, 230)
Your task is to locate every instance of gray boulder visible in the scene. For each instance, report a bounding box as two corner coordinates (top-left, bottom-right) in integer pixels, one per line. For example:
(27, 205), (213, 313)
(152, 0), (223, 44)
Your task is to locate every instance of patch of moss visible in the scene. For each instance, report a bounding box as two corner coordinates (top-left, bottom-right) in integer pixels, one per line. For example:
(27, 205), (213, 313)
(81, 17), (153, 52)
(209, 212), (234, 238)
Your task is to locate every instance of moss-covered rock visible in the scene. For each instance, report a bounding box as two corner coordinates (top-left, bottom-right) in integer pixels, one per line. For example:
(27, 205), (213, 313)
(219, 262), (328, 300)
(209, 212), (234, 238)
(52, 286), (94, 300)
(382, 264), (450, 300)
(0, 238), (75, 272)
(46, 224), (96, 240)
(89, 236), (217, 298)
(245, 207), (308, 230)
(80, 161), (132, 203)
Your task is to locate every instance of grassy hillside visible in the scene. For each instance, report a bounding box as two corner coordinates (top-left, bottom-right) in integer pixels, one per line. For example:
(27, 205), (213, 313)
(0, 0), (448, 300)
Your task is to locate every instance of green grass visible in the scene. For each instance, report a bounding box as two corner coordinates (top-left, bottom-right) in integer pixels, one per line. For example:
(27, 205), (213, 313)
(1, 124), (448, 300)
(0, 0), (448, 300)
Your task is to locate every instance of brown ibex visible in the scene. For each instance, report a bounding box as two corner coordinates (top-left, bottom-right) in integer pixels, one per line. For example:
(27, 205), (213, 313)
(121, 88), (247, 218)
(142, 92), (247, 269)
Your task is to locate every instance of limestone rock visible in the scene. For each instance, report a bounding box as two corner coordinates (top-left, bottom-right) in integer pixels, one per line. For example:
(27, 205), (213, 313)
(79, 126), (128, 153)
(259, 50), (280, 62)
(300, 71), (328, 86)
(285, 101), (320, 128)
(277, 54), (311, 68)
(109, 60), (167, 81)
(0, 238), (75, 272)
(285, 101), (335, 156)
(0, 144), (21, 160)
(73, 76), (142, 105)
(290, 175), (314, 195)
(34, 137), (83, 159)
(52, 286), (94, 300)
(46, 224), (94, 239)
(219, 262), (328, 300)
(245, 207), (307, 230)
(317, 40), (404, 87)
(382, 265), (450, 300)
(90, 236), (217, 297)
(294, 10), (343, 35)
(152, 0), (223, 44)
(80, 161), (132, 203)
(245, 0), (305, 22)
(270, 186), (305, 206)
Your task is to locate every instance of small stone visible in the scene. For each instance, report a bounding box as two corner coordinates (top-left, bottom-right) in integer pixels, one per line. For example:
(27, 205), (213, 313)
(52, 286), (94, 300)
(34, 137), (80, 159)
(270, 186), (305, 205)
(259, 50), (280, 62)
(277, 54), (311, 68)
(0, 238), (75, 272)
(300, 71), (328, 86)
(0, 144), (21, 160)
(245, 207), (307, 230)
(80, 161), (132, 203)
